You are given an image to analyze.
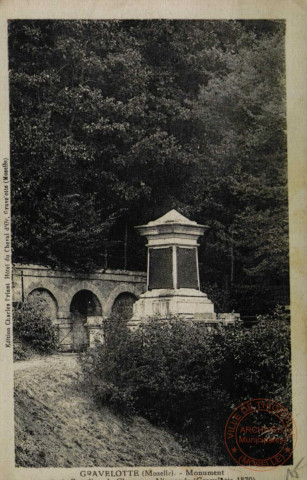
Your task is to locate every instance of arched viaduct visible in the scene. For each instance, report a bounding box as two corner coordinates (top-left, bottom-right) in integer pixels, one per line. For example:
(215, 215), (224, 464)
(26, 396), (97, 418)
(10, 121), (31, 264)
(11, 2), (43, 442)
(12, 264), (146, 351)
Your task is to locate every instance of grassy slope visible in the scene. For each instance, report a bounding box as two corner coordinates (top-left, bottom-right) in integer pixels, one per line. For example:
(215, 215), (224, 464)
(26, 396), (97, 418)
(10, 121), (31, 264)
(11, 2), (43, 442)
(14, 355), (208, 467)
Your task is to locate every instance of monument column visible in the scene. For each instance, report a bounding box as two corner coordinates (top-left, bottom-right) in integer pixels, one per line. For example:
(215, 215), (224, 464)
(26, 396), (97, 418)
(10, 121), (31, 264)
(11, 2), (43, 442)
(129, 209), (216, 327)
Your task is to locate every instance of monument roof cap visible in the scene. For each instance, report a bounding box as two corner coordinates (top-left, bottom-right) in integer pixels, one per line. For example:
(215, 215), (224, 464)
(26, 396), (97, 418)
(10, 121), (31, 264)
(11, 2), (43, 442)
(142, 209), (205, 228)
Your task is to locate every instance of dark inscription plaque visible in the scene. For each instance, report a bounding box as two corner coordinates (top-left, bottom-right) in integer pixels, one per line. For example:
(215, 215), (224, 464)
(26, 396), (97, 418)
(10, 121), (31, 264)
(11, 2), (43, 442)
(177, 247), (198, 289)
(148, 247), (173, 289)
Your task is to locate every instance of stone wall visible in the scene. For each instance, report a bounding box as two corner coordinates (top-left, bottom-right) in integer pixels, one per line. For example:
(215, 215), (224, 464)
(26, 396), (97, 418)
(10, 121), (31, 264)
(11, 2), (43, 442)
(12, 263), (146, 351)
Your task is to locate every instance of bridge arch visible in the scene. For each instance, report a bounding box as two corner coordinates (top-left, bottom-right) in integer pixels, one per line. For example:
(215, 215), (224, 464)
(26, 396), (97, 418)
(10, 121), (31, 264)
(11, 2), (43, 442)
(112, 292), (137, 319)
(70, 289), (102, 316)
(27, 287), (58, 322)
(65, 281), (105, 316)
(105, 284), (141, 317)
(25, 281), (60, 307)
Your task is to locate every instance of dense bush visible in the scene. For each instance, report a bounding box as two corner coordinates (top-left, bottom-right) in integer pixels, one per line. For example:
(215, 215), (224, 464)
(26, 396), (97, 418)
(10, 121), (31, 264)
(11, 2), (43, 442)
(13, 338), (37, 361)
(13, 299), (59, 357)
(79, 308), (291, 437)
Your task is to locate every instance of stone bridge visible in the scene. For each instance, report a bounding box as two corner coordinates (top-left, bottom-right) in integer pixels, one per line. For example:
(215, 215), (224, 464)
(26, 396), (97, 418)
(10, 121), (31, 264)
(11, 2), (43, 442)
(12, 264), (146, 351)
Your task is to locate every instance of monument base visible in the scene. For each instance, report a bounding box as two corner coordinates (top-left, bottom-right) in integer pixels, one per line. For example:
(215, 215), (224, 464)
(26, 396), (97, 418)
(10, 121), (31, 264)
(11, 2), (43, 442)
(128, 288), (217, 329)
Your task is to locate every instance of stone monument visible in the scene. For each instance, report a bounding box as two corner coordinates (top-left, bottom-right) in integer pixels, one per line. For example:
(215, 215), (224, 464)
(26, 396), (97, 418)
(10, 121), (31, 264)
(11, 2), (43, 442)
(129, 209), (217, 327)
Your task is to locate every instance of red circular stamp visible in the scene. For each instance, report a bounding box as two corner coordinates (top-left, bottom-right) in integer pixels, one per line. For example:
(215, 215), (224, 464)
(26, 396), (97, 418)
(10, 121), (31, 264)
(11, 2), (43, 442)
(224, 398), (297, 471)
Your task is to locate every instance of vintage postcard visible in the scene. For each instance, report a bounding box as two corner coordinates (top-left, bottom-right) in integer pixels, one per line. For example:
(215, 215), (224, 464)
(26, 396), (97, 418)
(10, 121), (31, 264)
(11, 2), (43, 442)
(0, 1), (306, 480)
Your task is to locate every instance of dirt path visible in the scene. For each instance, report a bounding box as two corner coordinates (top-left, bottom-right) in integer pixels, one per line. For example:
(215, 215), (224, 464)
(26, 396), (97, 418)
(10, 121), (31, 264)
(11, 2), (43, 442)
(14, 353), (78, 371)
(14, 353), (201, 467)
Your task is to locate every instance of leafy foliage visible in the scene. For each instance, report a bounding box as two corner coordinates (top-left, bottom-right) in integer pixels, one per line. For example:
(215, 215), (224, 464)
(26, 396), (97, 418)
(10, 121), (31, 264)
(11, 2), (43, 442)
(9, 20), (288, 312)
(13, 338), (37, 361)
(13, 298), (59, 355)
(79, 309), (291, 441)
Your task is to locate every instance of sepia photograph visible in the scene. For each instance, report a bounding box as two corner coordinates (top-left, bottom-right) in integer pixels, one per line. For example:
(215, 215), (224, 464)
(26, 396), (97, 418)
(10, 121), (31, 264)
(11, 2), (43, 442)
(8, 17), (293, 467)
(1, 3), (306, 480)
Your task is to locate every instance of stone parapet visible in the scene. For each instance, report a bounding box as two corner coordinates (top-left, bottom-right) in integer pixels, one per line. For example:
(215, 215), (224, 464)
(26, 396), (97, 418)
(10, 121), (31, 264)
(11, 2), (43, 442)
(12, 263), (146, 351)
(217, 313), (241, 325)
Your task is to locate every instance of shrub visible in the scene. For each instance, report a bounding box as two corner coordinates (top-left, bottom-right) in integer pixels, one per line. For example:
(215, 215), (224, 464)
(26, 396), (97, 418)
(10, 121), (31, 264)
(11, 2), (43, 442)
(222, 305), (291, 410)
(13, 298), (59, 356)
(79, 308), (291, 437)
(13, 338), (37, 361)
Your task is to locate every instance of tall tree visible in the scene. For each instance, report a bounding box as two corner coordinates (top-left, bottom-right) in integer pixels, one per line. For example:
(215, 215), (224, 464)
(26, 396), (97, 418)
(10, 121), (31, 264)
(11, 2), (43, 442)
(9, 20), (288, 313)
(194, 23), (288, 313)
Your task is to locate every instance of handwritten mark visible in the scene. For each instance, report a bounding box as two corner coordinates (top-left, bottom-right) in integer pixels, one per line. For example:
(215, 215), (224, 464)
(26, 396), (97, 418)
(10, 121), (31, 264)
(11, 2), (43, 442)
(286, 457), (306, 479)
